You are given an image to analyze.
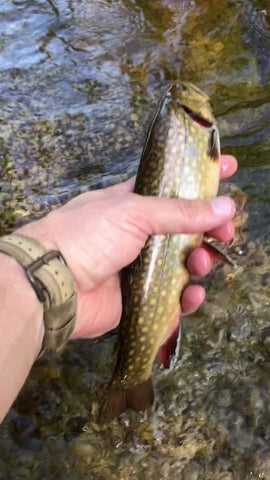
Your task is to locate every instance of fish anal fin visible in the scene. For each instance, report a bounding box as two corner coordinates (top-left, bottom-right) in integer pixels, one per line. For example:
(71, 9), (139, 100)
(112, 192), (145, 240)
(99, 377), (154, 423)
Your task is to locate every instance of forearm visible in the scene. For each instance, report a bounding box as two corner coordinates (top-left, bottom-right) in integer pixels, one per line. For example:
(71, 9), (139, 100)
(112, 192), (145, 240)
(0, 252), (44, 422)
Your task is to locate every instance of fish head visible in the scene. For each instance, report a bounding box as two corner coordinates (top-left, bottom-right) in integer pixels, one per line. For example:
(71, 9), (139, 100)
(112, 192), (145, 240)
(167, 82), (215, 127)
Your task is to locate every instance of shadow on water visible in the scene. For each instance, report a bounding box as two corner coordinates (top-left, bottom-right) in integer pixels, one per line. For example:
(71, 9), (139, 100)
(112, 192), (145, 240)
(0, 0), (270, 478)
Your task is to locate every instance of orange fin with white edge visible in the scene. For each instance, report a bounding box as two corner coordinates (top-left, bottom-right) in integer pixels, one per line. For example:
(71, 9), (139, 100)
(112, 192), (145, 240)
(99, 377), (154, 423)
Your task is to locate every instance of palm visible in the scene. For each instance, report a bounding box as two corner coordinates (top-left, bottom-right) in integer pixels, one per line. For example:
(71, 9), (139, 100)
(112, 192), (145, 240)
(74, 273), (122, 339)
(73, 211), (150, 339)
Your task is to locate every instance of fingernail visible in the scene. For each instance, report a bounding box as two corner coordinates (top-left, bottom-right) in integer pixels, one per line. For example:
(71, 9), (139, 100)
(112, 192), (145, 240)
(210, 196), (234, 217)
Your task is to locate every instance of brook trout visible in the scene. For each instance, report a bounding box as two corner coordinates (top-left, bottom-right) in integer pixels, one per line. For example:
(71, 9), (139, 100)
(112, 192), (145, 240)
(100, 82), (220, 421)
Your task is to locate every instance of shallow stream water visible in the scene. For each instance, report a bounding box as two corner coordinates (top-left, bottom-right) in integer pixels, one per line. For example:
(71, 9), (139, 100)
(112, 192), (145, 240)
(0, 0), (270, 478)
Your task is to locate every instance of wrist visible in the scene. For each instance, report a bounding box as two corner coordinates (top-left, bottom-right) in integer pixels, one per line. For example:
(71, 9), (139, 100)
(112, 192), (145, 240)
(16, 215), (58, 259)
(16, 214), (75, 282)
(0, 252), (44, 358)
(0, 231), (77, 352)
(0, 252), (44, 420)
(16, 211), (92, 292)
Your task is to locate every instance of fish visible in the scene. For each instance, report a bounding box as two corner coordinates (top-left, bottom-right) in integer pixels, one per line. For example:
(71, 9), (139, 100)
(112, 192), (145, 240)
(99, 82), (220, 421)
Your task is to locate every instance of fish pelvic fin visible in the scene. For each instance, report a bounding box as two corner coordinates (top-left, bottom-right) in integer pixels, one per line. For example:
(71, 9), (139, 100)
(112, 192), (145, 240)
(99, 377), (154, 423)
(157, 323), (181, 369)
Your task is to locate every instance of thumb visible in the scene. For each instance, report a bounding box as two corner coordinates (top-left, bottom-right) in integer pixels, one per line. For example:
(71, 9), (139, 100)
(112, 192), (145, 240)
(130, 194), (235, 236)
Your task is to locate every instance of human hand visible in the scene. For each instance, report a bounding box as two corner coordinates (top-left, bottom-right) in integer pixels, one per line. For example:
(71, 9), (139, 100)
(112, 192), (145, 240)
(17, 154), (237, 340)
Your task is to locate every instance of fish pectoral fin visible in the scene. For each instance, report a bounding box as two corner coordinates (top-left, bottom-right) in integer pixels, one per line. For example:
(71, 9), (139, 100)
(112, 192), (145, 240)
(99, 378), (154, 423)
(203, 237), (238, 268)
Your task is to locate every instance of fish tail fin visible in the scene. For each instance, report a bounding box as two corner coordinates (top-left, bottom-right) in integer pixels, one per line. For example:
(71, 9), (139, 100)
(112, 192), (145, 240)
(99, 377), (154, 423)
(126, 377), (154, 411)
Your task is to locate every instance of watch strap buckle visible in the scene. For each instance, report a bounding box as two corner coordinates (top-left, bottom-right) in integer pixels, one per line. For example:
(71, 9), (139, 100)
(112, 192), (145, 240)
(25, 250), (65, 303)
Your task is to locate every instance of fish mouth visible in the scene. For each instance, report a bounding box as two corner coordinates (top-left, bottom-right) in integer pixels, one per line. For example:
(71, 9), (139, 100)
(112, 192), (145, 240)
(181, 104), (213, 128)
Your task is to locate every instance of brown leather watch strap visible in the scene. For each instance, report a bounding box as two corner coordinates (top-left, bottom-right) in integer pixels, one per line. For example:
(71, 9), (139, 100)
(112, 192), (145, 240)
(0, 234), (77, 355)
